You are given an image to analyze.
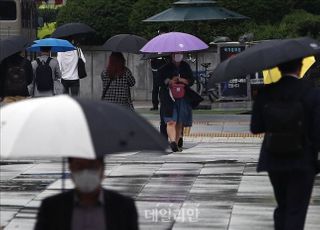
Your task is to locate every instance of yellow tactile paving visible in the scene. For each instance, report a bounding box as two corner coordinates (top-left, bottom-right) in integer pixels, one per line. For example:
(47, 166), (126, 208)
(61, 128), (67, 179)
(184, 132), (264, 138)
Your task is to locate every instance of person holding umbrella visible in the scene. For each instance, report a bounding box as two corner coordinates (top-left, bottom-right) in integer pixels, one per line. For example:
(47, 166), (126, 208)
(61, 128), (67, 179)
(149, 26), (169, 111)
(34, 157), (139, 230)
(0, 36), (33, 104)
(251, 58), (320, 230)
(57, 37), (86, 96)
(158, 52), (194, 152)
(101, 52), (136, 110)
(0, 52), (33, 104)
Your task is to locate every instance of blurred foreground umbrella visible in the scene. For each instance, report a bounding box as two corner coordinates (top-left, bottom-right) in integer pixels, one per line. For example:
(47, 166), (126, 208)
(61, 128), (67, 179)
(27, 38), (76, 52)
(143, 0), (249, 22)
(0, 96), (168, 160)
(140, 32), (208, 53)
(51, 22), (95, 38)
(103, 34), (148, 54)
(0, 35), (29, 62)
(208, 37), (320, 86)
(263, 56), (316, 84)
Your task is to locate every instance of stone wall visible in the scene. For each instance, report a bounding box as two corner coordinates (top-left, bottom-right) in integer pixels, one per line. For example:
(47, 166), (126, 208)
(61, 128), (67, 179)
(79, 46), (219, 101)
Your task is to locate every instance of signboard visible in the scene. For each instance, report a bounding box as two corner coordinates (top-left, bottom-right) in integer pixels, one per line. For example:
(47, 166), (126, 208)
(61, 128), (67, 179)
(219, 45), (247, 98)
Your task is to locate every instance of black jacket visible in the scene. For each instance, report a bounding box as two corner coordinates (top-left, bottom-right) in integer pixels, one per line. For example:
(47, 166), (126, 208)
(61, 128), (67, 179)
(0, 54), (33, 97)
(158, 60), (194, 117)
(250, 75), (320, 172)
(34, 189), (139, 230)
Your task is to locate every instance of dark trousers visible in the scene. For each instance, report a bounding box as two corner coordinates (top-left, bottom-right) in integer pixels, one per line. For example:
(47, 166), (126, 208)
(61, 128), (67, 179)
(268, 170), (315, 230)
(159, 105), (168, 139)
(151, 71), (159, 108)
(61, 79), (80, 96)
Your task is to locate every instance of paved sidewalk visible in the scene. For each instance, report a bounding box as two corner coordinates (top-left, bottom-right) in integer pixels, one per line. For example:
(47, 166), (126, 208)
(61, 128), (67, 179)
(1, 103), (319, 230)
(1, 140), (319, 230)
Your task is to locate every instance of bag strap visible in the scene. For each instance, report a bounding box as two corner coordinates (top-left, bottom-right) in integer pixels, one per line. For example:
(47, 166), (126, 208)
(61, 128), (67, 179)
(101, 73), (113, 100)
(45, 57), (52, 65)
(77, 48), (81, 59)
(36, 58), (41, 66)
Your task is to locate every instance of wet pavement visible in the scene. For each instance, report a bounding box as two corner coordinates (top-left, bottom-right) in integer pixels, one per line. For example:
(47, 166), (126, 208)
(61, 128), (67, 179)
(1, 107), (320, 230)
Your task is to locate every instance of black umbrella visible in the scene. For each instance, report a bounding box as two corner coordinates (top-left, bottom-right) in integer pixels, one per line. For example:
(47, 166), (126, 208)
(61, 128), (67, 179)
(103, 34), (148, 54)
(1, 95), (168, 160)
(0, 35), (29, 62)
(51, 22), (95, 38)
(208, 37), (320, 86)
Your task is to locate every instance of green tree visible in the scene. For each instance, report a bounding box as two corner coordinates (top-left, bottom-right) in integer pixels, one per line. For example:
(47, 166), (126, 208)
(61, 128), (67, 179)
(128, 0), (173, 39)
(57, 0), (137, 44)
(217, 0), (290, 23)
(56, 0), (320, 45)
(247, 10), (320, 40)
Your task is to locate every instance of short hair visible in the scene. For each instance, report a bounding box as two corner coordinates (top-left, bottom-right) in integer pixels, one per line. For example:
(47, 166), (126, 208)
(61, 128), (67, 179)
(278, 58), (303, 74)
(68, 157), (105, 167)
(40, 46), (51, 52)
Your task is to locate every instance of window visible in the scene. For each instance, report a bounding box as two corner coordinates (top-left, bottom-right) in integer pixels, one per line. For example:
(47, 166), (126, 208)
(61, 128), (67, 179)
(0, 1), (17, 20)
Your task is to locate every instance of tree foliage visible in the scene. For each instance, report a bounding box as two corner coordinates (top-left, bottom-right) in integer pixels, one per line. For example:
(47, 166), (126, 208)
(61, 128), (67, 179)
(56, 0), (320, 44)
(57, 0), (137, 44)
(128, 0), (172, 39)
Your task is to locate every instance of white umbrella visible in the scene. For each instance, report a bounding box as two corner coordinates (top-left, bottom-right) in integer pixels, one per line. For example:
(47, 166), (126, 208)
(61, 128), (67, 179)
(0, 95), (168, 160)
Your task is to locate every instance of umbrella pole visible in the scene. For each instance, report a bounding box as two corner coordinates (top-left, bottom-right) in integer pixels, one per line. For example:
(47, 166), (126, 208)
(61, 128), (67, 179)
(196, 53), (199, 81)
(62, 157), (66, 192)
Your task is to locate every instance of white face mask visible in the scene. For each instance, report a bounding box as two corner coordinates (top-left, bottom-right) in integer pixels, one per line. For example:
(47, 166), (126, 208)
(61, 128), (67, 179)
(174, 54), (183, 62)
(72, 169), (101, 193)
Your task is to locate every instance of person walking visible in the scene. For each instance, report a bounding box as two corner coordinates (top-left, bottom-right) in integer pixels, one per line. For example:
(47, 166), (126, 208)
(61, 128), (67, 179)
(30, 47), (62, 97)
(150, 56), (168, 111)
(158, 53), (194, 152)
(251, 58), (320, 230)
(34, 157), (139, 230)
(57, 39), (86, 96)
(0, 52), (33, 104)
(101, 52), (135, 110)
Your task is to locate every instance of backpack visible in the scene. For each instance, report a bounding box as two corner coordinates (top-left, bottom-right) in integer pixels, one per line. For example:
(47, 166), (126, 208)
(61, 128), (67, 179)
(263, 88), (308, 157)
(35, 57), (53, 92)
(4, 64), (27, 95)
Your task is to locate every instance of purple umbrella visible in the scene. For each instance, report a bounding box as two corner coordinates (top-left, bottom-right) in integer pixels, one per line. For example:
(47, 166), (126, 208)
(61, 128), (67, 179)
(140, 32), (208, 53)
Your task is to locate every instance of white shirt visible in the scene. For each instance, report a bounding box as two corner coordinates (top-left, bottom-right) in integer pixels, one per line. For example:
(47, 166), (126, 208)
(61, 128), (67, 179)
(57, 48), (86, 80)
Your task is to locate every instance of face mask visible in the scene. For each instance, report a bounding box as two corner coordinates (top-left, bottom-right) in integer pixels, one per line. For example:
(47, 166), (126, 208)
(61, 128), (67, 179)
(174, 54), (183, 62)
(72, 169), (101, 193)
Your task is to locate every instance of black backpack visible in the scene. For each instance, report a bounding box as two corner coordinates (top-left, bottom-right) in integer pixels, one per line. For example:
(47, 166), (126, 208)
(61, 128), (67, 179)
(263, 87), (308, 157)
(35, 57), (53, 91)
(4, 64), (27, 95)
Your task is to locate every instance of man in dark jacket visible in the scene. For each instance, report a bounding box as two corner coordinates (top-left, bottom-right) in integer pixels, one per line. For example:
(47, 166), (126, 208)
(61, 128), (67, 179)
(250, 58), (320, 230)
(34, 157), (138, 230)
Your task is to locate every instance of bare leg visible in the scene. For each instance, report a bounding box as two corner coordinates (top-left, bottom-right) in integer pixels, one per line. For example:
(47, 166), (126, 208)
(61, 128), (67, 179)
(175, 123), (183, 143)
(166, 121), (177, 143)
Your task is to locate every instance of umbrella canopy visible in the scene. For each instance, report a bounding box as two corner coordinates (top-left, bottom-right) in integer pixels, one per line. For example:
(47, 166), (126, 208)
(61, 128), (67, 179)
(51, 22), (95, 38)
(103, 34), (148, 54)
(0, 96), (168, 160)
(27, 38), (76, 52)
(140, 32), (208, 53)
(143, 0), (249, 22)
(0, 36), (29, 62)
(208, 37), (320, 85)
